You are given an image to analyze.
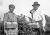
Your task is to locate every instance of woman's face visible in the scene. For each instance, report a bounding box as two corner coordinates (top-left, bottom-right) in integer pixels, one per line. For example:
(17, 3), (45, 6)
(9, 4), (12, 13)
(9, 6), (15, 12)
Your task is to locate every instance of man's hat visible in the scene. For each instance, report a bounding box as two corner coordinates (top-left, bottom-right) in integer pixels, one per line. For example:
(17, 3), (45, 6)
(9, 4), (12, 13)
(32, 1), (40, 7)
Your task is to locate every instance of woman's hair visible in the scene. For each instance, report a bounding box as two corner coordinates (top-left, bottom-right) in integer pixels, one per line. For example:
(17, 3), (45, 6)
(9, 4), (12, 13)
(9, 4), (15, 9)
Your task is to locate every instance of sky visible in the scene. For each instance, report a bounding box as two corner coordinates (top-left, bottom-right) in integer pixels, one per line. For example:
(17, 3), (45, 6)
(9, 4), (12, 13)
(0, 0), (50, 20)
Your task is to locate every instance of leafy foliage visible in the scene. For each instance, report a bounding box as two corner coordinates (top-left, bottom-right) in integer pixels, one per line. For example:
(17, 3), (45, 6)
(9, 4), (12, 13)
(17, 16), (40, 35)
(45, 15), (50, 31)
(17, 16), (34, 34)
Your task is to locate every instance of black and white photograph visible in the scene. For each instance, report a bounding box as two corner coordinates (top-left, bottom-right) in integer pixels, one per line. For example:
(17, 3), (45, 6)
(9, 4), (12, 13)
(0, 0), (50, 35)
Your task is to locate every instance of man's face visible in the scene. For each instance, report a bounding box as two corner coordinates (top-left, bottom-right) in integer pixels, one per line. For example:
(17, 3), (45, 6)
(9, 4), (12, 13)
(9, 6), (15, 12)
(34, 6), (39, 10)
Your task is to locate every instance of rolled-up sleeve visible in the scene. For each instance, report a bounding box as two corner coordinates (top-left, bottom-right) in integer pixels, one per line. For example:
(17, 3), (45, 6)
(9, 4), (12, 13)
(40, 12), (46, 30)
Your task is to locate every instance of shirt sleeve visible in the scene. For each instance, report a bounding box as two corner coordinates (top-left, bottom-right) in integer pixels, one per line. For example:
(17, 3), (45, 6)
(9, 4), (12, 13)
(40, 12), (46, 28)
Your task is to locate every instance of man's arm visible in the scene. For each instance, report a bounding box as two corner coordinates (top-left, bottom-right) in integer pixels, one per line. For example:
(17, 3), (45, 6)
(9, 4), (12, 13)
(40, 13), (46, 31)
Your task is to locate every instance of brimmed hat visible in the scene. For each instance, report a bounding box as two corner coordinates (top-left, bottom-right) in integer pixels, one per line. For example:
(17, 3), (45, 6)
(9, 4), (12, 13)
(32, 1), (40, 7)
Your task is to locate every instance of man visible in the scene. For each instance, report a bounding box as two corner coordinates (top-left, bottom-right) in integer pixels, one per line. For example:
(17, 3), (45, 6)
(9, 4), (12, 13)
(30, 1), (46, 29)
(3, 4), (18, 35)
(25, 1), (46, 35)
(30, 1), (41, 21)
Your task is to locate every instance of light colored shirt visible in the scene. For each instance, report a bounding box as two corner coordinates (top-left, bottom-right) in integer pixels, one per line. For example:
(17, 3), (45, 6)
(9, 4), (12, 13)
(33, 9), (46, 28)
(25, 9), (46, 29)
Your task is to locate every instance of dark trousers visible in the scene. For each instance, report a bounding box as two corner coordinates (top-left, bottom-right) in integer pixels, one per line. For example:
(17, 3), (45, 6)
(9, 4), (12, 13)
(18, 28), (40, 35)
(44, 31), (50, 35)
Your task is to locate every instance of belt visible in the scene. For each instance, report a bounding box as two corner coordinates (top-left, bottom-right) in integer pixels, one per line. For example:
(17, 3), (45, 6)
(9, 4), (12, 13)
(5, 28), (16, 31)
(4, 22), (18, 24)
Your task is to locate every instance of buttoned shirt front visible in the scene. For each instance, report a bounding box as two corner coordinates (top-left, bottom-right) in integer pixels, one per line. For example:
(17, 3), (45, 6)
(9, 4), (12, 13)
(31, 9), (46, 28)
(30, 9), (43, 21)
